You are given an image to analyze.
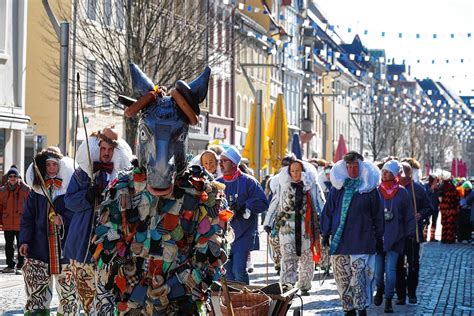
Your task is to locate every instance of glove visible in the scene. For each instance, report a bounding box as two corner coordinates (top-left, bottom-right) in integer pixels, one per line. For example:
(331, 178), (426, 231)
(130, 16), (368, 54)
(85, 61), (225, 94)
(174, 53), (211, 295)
(230, 204), (246, 217)
(376, 238), (384, 254)
(264, 225), (272, 234)
(85, 185), (100, 204)
(321, 235), (330, 248)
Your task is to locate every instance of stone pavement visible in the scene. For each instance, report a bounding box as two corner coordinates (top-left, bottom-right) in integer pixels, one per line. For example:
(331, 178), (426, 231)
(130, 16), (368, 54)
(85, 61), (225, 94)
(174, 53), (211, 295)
(247, 226), (473, 315)
(0, 227), (472, 315)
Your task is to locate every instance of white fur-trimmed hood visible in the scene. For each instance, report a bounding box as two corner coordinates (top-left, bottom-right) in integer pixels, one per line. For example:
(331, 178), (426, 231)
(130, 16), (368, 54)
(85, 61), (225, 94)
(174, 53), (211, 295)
(26, 156), (76, 196)
(278, 160), (319, 191)
(76, 136), (133, 179)
(330, 160), (381, 193)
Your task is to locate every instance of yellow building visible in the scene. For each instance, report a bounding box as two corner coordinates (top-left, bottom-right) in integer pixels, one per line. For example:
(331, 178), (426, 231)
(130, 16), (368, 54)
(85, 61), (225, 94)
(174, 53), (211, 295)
(25, 1), (72, 163)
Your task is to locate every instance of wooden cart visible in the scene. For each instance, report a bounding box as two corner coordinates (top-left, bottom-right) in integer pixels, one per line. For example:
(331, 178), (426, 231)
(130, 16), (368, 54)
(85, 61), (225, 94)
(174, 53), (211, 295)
(211, 281), (300, 316)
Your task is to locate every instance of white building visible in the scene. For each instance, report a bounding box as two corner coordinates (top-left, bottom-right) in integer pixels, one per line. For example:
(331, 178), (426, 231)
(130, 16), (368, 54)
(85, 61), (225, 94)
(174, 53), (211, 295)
(0, 0), (29, 177)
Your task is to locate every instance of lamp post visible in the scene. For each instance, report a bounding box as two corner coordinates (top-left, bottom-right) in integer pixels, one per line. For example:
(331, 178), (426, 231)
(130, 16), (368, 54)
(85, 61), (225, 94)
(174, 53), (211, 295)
(43, 0), (69, 154)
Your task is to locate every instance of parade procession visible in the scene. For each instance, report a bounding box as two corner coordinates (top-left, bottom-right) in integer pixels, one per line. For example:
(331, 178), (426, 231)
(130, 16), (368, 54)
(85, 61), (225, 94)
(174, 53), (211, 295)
(0, 0), (473, 315)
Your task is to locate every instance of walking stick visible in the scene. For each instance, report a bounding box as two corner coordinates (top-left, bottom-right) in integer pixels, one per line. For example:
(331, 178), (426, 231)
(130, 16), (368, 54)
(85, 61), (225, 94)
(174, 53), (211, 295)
(220, 276), (235, 316)
(266, 233), (269, 285)
(410, 177), (420, 243)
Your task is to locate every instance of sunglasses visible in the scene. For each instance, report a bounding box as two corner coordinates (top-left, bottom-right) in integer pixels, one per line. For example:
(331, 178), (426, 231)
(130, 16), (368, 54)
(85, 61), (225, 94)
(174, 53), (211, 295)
(8, 175), (18, 178)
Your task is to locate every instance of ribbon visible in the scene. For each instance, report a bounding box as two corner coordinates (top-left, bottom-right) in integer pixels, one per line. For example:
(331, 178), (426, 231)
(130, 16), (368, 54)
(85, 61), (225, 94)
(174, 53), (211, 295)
(93, 161), (114, 174)
(45, 178), (63, 190)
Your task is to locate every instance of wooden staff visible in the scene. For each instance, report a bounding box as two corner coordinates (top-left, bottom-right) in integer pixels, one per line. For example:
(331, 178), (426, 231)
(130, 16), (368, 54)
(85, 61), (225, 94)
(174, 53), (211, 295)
(266, 233), (269, 285)
(220, 276), (235, 316)
(410, 177), (420, 243)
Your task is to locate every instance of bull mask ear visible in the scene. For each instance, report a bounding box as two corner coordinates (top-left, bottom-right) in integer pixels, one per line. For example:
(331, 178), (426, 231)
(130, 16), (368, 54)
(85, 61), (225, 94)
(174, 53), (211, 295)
(130, 63), (155, 96)
(175, 67), (211, 116)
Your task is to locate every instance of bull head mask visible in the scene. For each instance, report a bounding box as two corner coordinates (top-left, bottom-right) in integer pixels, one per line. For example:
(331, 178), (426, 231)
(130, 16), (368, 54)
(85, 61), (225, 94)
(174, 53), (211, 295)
(119, 64), (211, 196)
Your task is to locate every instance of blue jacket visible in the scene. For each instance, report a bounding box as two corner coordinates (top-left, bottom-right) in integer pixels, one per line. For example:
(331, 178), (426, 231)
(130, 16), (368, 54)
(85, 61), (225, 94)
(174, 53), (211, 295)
(217, 173), (268, 253)
(63, 168), (95, 263)
(424, 183), (440, 218)
(19, 191), (73, 264)
(378, 186), (416, 254)
(320, 187), (384, 255)
(405, 181), (433, 242)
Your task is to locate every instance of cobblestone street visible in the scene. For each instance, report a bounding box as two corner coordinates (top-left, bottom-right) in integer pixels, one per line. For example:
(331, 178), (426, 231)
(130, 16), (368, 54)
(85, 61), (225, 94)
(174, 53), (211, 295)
(0, 228), (472, 315)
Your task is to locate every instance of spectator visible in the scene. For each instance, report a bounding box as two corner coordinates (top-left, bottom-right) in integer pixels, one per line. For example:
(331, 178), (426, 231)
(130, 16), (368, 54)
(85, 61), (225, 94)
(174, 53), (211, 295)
(0, 166), (30, 274)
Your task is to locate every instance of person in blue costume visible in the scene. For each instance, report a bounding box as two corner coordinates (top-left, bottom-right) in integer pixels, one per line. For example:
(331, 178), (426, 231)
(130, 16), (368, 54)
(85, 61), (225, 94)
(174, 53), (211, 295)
(374, 160), (416, 313)
(19, 146), (78, 315)
(320, 151), (383, 316)
(395, 161), (433, 306)
(63, 126), (133, 314)
(216, 146), (268, 284)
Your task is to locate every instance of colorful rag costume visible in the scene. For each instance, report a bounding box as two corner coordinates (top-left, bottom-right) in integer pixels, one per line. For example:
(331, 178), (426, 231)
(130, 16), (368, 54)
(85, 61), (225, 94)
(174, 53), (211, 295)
(87, 165), (232, 315)
(320, 159), (383, 312)
(19, 149), (78, 315)
(439, 180), (460, 243)
(63, 134), (133, 314)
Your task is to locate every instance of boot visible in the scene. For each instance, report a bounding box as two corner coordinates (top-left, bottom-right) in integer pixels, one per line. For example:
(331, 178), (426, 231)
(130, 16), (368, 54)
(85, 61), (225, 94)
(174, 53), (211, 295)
(374, 288), (383, 306)
(384, 298), (393, 313)
(358, 309), (367, 316)
(344, 310), (356, 316)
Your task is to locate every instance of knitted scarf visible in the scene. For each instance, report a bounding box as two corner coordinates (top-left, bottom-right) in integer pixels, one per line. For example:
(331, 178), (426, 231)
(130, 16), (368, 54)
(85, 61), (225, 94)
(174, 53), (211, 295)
(329, 177), (361, 255)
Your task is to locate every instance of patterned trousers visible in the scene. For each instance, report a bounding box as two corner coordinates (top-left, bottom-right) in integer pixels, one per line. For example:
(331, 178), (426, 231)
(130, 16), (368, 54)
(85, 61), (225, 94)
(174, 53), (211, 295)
(269, 233), (282, 271)
(280, 239), (314, 291)
(71, 261), (114, 315)
(22, 258), (78, 315)
(331, 254), (375, 312)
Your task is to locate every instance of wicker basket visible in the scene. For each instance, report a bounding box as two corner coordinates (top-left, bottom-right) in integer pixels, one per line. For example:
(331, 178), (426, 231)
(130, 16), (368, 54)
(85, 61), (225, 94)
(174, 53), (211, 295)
(220, 291), (271, 316)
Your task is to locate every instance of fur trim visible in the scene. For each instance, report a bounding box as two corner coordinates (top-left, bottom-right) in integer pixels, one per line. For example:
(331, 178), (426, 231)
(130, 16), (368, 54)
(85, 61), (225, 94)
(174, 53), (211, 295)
(76, 136), (133, 179)
(278, 160), (319, 192)
(330, 160), (381, 193)
(26, 156), (76, 197)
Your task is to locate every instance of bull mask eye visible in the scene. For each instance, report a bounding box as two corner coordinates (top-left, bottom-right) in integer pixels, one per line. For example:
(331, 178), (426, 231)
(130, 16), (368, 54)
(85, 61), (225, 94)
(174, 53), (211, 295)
(177, 132), (186, 142)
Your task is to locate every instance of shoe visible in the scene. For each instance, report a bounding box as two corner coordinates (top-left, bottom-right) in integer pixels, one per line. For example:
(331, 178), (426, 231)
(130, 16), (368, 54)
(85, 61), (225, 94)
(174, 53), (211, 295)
(358, 309), (367, 316)
(15, 269), (22, 275)
(344, 310), (356, 316)
(374, 288), (383, 306)
(384, 298), (393, 313)
(247, 267), (254, 273)
(1, 267), (15, 273)
(396, 298), (405, 305)
(408, 296), (417, 304)
(300, 290), (310, 296)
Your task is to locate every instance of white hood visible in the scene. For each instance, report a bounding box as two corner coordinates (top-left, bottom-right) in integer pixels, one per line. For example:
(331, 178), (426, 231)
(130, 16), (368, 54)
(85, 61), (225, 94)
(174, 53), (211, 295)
(76, 136), (133, 179)
(26, 156), (76, 197)
(330, 160), (381, 193)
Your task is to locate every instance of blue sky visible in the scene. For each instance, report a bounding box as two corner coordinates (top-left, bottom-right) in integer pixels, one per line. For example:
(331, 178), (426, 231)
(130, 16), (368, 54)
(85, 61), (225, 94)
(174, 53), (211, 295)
(316, 0), (474, 95)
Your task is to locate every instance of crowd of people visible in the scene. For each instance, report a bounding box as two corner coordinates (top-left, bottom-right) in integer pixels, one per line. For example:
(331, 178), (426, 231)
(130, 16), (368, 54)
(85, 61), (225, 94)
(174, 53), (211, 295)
(0, 132), (472, 315)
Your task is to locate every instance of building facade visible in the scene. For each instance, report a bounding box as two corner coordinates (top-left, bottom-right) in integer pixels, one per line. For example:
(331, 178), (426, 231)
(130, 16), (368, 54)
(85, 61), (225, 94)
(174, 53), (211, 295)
(0, 0), (30, 177)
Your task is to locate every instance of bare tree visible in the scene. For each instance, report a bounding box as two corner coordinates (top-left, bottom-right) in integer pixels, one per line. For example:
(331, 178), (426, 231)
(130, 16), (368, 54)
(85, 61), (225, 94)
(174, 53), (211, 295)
(72, 0), (241, 145)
